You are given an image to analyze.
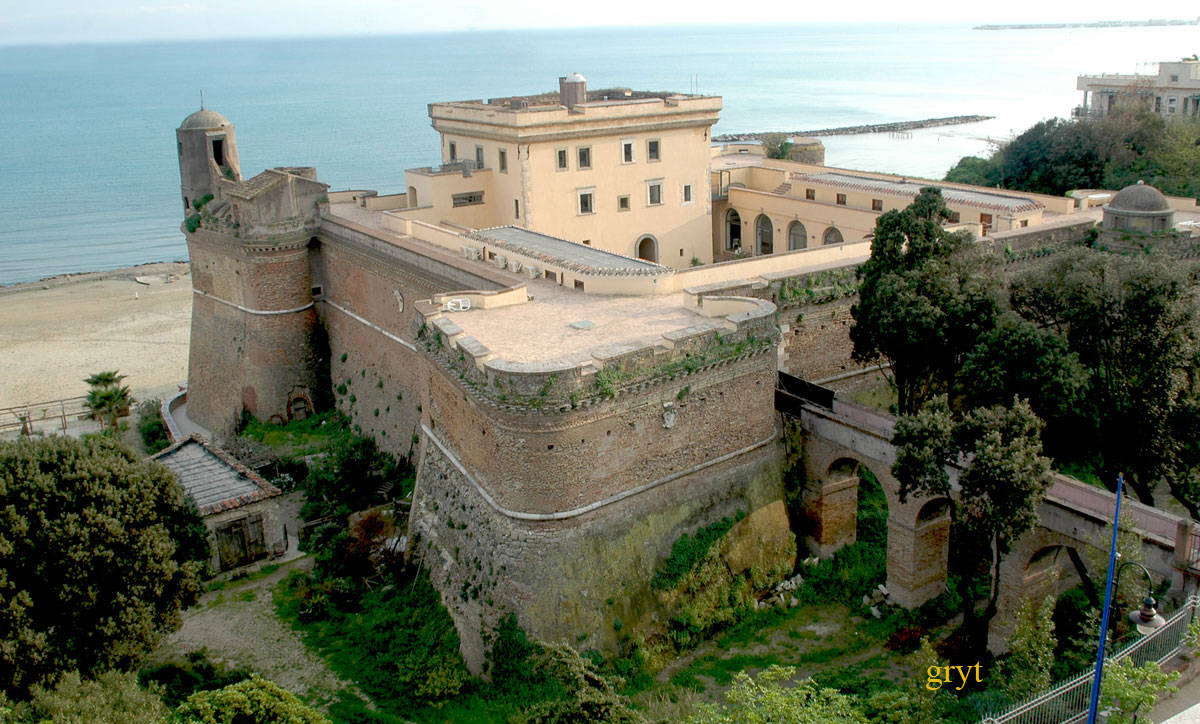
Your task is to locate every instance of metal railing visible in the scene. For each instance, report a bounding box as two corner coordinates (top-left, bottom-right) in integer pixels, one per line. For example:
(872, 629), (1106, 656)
(0, 396), (90, 436)
(982, 594), (1199, 724)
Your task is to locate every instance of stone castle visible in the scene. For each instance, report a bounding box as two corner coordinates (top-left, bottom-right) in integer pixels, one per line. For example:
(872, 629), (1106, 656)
(176, 77), (1200, 668)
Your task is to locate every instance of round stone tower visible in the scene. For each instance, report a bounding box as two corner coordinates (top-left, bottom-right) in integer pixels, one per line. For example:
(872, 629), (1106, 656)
(176, 108), (242, 215)
(177, 108), (326, 435)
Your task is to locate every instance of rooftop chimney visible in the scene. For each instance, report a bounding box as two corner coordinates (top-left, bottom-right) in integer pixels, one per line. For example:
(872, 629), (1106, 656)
(559, 73), (587, 110)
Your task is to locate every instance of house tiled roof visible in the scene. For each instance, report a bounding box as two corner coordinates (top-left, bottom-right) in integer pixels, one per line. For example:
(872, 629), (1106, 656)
(151, 435), (281, 516)
(794, 172), (1044, 214)
(468, 226), (670, 276)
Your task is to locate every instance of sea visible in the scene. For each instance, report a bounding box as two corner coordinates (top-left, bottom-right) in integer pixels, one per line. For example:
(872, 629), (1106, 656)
(1, 22), (1197, 285)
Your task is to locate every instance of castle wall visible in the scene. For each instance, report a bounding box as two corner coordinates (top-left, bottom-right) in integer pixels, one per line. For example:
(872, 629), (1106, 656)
(410, 420), (787, 673)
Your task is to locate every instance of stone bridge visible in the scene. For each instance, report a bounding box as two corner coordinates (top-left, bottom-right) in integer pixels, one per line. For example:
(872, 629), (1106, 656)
(777, 373), (1200, 646)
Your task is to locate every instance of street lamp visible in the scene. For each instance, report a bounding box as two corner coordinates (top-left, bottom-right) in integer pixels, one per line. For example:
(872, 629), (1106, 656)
(1085, 474), (1168, 724)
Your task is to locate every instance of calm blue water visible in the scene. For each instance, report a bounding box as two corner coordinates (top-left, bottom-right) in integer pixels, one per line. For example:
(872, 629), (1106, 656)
(1, 23), (1196, 285)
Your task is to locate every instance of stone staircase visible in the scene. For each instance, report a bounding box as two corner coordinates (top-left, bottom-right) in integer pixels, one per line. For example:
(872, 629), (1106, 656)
(772, 182), (792, 195)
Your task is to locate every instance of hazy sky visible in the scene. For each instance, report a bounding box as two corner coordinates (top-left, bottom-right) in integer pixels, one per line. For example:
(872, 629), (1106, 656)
(3, 0), (1200, 45)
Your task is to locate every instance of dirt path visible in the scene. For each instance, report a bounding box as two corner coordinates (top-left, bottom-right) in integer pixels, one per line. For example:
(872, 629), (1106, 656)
(149, 557), (358, 707)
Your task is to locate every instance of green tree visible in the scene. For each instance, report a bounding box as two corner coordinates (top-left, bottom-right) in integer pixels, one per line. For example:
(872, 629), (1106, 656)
(993, 596), (1056, 701)
(1100, 657), (1179, 724)
(687, 665), (868, 724)
(944, 155), (1002, 187)
(851, 188), (1003, 414)
(892, 397), (1053, 649)
(0, 436), (206, 697)
(760, 133), (793, 160)
(514, 643), (644, 724)
(175, 674), (330, 724)
(1010, 248), (1200, 505)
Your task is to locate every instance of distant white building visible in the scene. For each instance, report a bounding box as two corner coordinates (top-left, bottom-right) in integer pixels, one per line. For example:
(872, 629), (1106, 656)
(1077, 59), (1200, 117)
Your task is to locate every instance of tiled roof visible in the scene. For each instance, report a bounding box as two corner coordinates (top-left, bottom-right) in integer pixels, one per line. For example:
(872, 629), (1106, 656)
(794, 172), (1044, 214)
(151, 435), (280, 516)
(225, 170), (285, 200)
(468, 226), (670, 276)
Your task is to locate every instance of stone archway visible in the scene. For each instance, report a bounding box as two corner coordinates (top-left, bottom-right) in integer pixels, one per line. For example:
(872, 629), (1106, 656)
(756, 214), (773, 255)
(788, 221), (808, 251)
(636, 235), (658, 263)
(822, 226), (844, 245)
(726, 209), (742, 252)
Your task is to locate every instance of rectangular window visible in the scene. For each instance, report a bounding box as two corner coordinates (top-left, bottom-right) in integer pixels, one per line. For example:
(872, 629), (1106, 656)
(647, 181), (663, 206)
(556, 148), (568, 170)
(871, 198), (883, 211)
(836, 193), (847, 205)
(1020, 219), (1029, 228)
(211, 139), (225, 166)
(475, 145), (484, 168)
(498, 149), (507, 173)
(578, 146), (591, 169)
(622, 139), (635, 163)
(1168, 97), (1178, 113)
(980, 212), (993, 231)
(647, 139), (660, 161)
(514, 199), (520, 219)
(618, 195), (630, 211)
(948, 211), (961, 223)
(448, 141), (457, 161)
(805, 188), (815, 200)
(682, 184), (692, 203)
(452, 191), (484, 207)
(578, 190), (594, 215)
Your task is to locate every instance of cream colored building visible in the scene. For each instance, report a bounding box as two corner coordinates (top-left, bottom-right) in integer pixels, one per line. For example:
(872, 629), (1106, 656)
(372, 75), (720, 268)
(1077, 59), (1200, 117)
(709, 147), (1077, 261)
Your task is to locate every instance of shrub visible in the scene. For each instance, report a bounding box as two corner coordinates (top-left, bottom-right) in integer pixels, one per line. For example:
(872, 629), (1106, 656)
(138, 650), (250, 707)
(136, 399), (171, 454)
(20, 670), (167, 724)
(175, 674), (329, 723)
(651, 511), (745, 590)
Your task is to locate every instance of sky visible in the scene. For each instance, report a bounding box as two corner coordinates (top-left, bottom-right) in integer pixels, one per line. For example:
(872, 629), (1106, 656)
(3, 0), (1200, 46)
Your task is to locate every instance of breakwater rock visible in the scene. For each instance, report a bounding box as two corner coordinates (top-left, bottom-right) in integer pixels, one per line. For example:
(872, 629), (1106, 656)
(714, 115), (994, 141)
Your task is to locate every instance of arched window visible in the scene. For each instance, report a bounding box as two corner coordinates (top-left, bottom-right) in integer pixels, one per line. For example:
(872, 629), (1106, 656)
(788, 221), (807, 251)
(822, 226), (844, 245)
(755, 214), (773, 255)
(725, 209), (742, 251)
(637, 236), (658, 263)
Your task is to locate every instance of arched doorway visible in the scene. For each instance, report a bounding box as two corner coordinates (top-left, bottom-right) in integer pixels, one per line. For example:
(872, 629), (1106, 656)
(788, 221), (807, 251)
(636, 236), (658, 263)
(725, 209), (742, 251)
(755, 214), (773, 255)
(822, 226), (844, 245)
(407, 186), (418, 207)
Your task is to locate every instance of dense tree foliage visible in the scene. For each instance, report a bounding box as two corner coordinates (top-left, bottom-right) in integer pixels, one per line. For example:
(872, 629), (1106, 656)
(892, 397), (1053, 648)
(945, 108), (1200, 199)
(851, 188), (1003, 414)
(992, 596), (1056, 702)
(1009, 248), (1200, 505)
(0, 436), (207, 697)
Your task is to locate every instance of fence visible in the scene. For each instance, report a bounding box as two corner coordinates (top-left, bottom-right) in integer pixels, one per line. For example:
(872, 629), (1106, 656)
(0, 396), (90, 436)
(982, 594), (1199, 724)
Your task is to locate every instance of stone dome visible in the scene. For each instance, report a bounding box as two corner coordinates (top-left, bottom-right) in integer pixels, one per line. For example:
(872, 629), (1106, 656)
(1107, 181), (1171, 214)
(180, 108), (230, 130)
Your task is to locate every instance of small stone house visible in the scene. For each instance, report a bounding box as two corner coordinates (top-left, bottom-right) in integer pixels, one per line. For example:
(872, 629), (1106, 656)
(152, 435), (285, 571)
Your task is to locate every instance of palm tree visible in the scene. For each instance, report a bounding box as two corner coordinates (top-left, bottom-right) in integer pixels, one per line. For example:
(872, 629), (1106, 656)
(84, 371), (132, 431)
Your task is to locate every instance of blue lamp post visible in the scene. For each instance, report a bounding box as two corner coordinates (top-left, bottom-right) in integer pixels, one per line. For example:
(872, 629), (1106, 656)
(1085, 474), (1168, 724)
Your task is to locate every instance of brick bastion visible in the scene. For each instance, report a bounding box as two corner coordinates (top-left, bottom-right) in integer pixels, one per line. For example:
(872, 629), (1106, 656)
(406, 274), (792, 671)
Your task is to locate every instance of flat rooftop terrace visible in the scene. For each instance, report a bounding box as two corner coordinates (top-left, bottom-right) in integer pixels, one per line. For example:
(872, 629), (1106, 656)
(441, 278), (704, 365)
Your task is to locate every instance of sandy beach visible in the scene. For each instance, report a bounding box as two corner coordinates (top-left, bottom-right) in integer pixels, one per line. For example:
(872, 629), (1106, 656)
(0, 262), (193, 409)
